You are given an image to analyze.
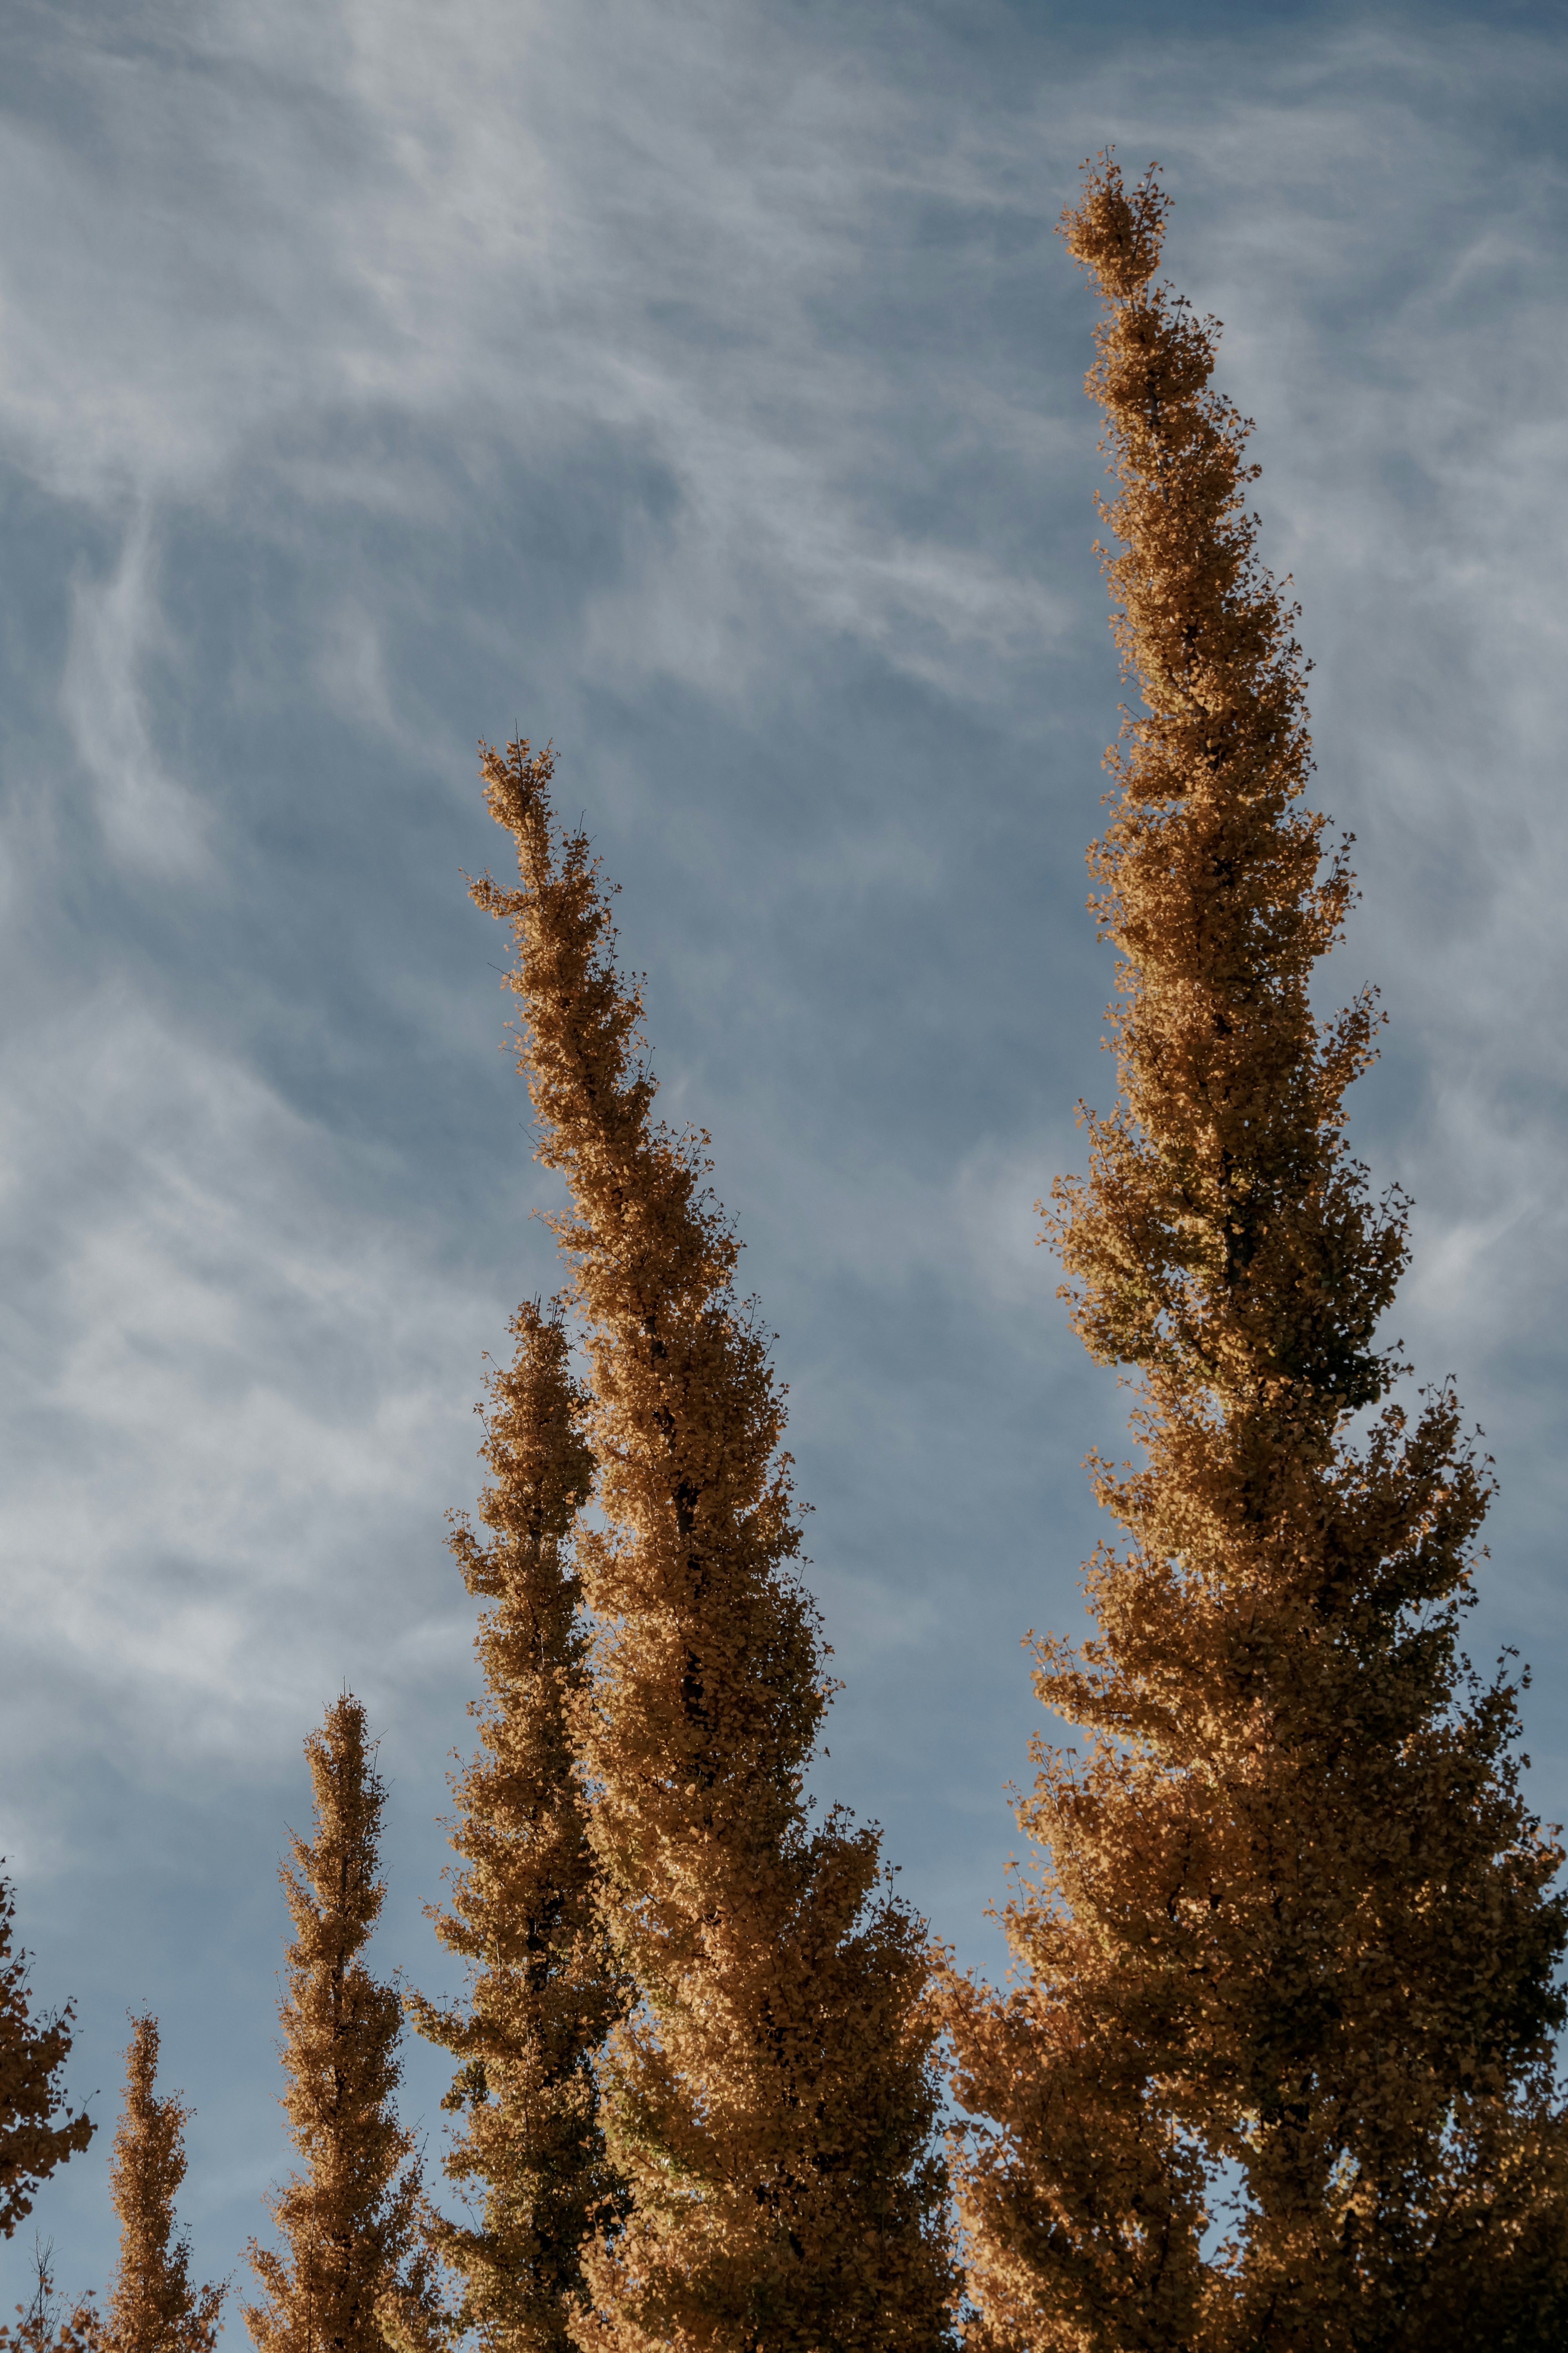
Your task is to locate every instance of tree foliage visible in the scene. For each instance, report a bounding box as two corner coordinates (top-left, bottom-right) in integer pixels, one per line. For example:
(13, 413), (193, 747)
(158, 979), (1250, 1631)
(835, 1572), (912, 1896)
(246, 1697), (436, 2353)
(0, 1874), (93, 2241)
(0, 2243), (98, 2353)
(472, 741), (957, 2353)
(409, 1300), (628, 2353)
(937, 155), (1568, 2353)
(95, 2016), (223, 2353)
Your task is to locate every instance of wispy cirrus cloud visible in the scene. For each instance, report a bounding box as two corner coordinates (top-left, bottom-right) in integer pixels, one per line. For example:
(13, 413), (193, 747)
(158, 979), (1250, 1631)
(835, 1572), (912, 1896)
(60, 511), (214, 875)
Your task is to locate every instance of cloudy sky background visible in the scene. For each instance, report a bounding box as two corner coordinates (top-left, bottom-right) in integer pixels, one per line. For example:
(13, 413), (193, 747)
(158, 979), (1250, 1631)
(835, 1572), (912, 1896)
(2, 0), (1566, 2320)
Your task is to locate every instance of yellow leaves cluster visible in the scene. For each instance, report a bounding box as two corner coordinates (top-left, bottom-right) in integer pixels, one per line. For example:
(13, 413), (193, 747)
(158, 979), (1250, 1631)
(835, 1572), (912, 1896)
(936, 155), (1568, 2351)
(0, 1931), (214, 2353)
(245, 1700), (435, 2353)
(472, 741), (957, 2353)
(97, 2017), (222, 2353)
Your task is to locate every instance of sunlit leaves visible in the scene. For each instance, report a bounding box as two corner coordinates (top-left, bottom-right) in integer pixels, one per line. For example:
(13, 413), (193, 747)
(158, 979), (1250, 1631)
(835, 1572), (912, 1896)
(938, 155), (1568, 2353)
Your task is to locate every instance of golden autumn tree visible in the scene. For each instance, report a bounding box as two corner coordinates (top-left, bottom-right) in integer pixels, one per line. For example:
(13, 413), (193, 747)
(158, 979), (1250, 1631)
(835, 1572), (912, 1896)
(0, 1872), (93, 2240)
(407, 1299), (628, 2353)
(246, 1697), (436, 2353)
(94, 2015), (223, 2353)
(470, 740), (957, 2353)
(938, 156), (1568, 2353)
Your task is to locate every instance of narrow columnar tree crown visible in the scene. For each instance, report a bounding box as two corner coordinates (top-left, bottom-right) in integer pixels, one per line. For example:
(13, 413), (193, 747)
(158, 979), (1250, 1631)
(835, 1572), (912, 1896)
(472, 742), (957, 2353)
(246, 1697), (435, 2353)
(0, 1872), (93, 2239)
(96, 2016), (223, 2353)
(938, 156), (1568, 2353)
(409, 1300), (628, 2353)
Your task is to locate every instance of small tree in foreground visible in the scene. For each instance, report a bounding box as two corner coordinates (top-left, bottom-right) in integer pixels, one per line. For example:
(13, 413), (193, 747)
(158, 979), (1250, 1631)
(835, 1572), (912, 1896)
(96, 2015), (223, 2353)
(473, 740), (957, 2353)
(0, 2243), (97, 2353)
(938, 156), (1568, 2353)
(246, 1697), (435, 2353)
(0, 1873), (93, 2241)
(408, 1300), (628, 2353)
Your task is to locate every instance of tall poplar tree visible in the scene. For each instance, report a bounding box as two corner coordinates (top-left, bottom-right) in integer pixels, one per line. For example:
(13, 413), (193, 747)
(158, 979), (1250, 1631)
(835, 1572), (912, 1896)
(471, 740), (956, 2353)
(938, 156), (1568, 2353)
(408, 1300), (627, 2353)
(95, 2016), (223, 2353)
(0, 1873), (93, 2239)
(246, 1697), (435, 2353)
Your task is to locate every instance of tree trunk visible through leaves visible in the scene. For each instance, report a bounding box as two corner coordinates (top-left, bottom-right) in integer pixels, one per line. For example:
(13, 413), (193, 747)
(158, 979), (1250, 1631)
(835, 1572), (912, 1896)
(96, 2016), (223, 2353)
(0, 1872), (93, 2243)
(937, 155), (1568, 2353)
(409, 1300), (628, 2353)
(473, 743), (958, 2353)
(246, 1697), (436, 2353)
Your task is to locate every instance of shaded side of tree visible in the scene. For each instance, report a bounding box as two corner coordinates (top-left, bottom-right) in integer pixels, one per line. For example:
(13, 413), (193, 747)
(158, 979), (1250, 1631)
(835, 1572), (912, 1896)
(409, 1301), (628, 2353)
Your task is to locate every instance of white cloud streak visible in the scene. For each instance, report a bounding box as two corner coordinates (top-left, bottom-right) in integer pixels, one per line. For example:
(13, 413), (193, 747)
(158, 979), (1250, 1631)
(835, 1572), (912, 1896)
(60, 510), (212, 874)
(0, 986), (498, 1839)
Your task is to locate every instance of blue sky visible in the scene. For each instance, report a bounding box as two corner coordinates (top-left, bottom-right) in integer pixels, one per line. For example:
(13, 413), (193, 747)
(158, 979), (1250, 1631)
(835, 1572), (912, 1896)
(3, 0), (1567, 2322)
